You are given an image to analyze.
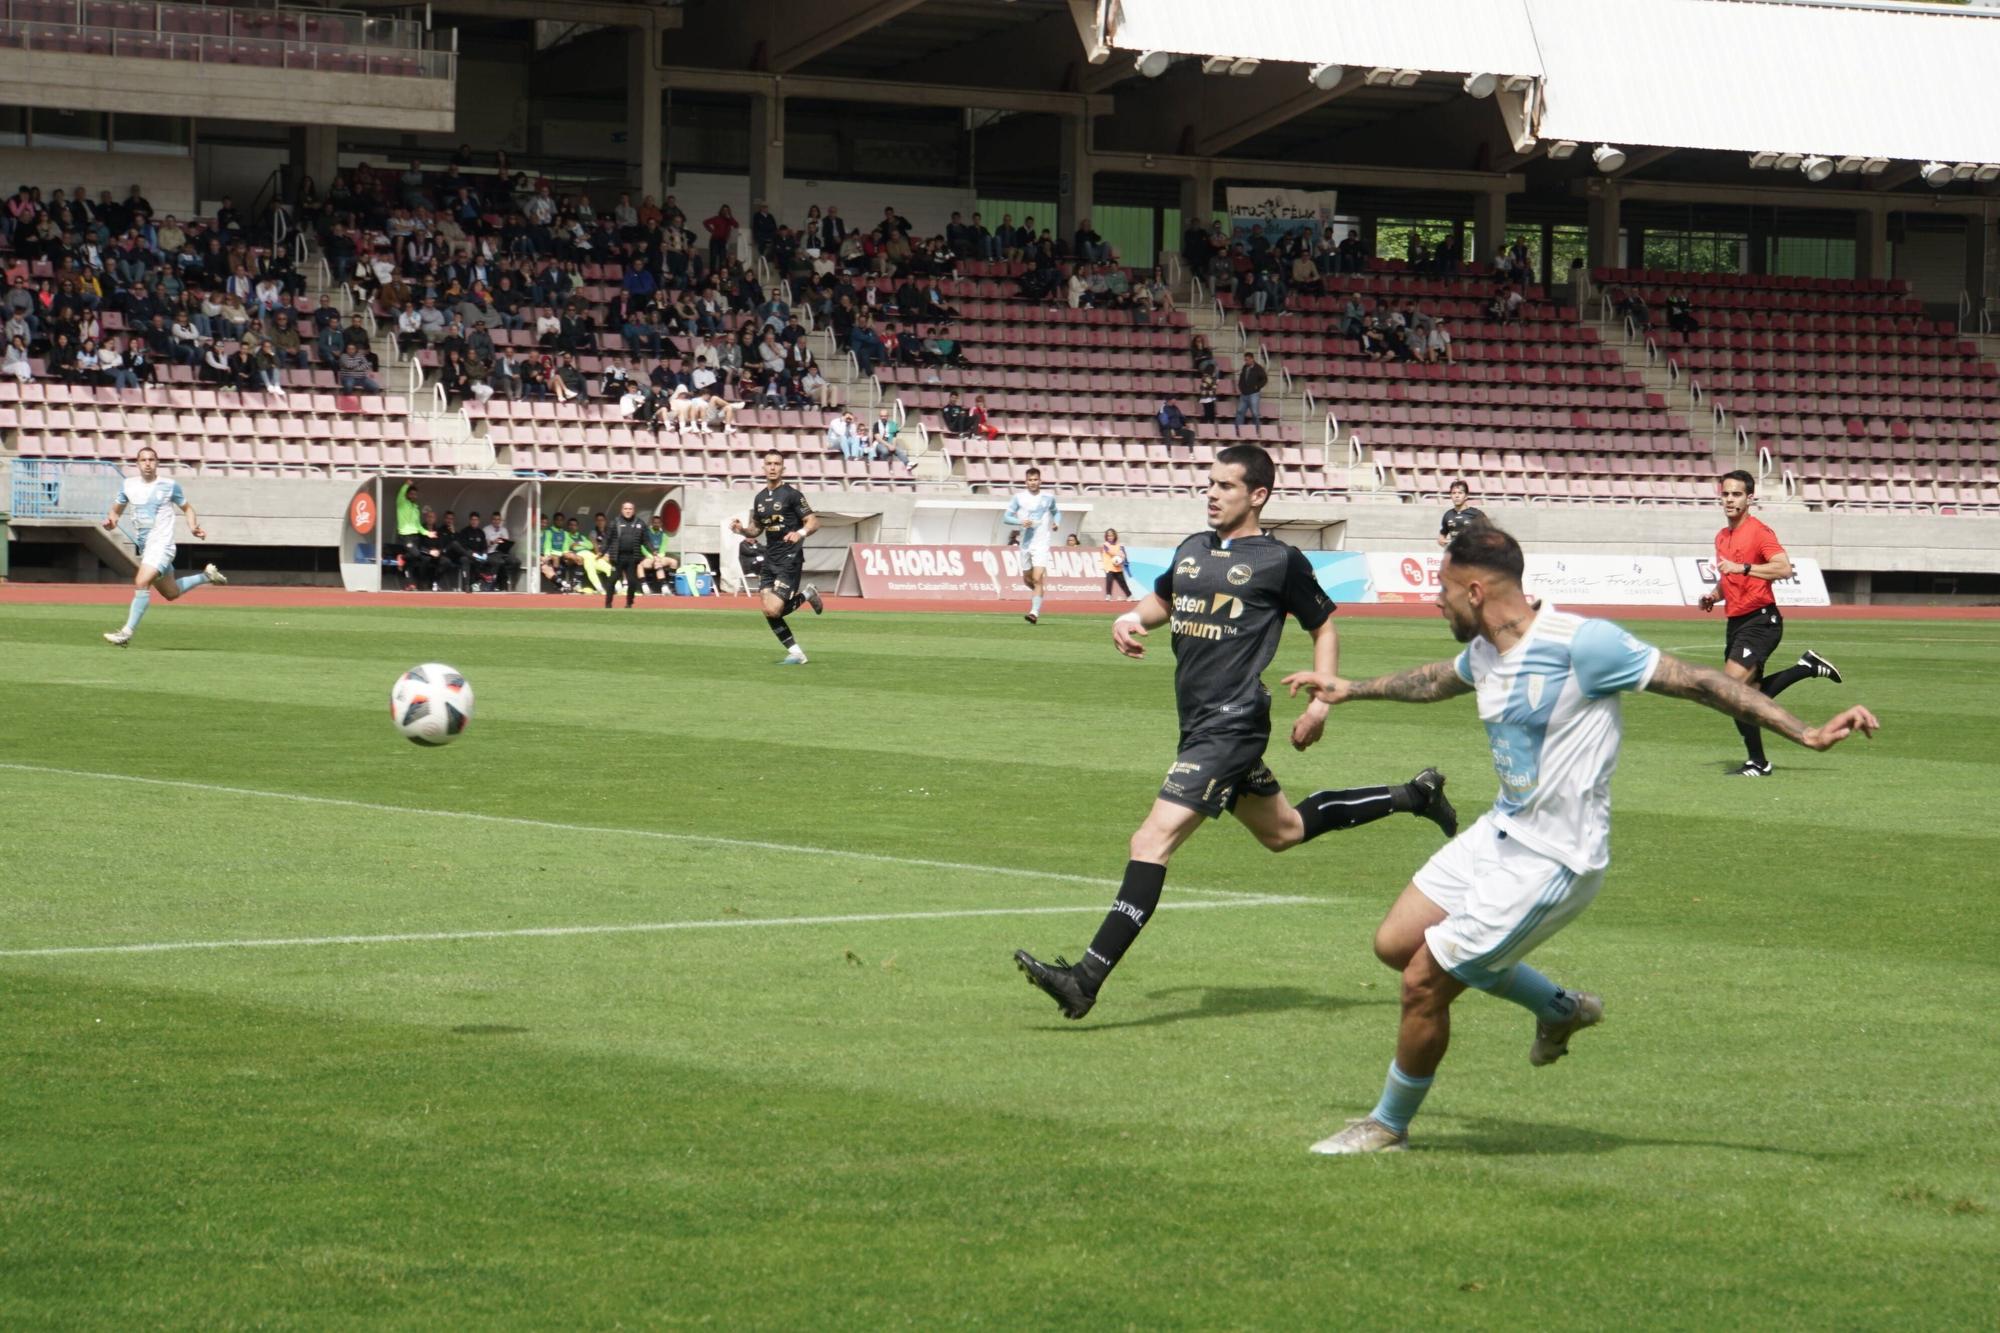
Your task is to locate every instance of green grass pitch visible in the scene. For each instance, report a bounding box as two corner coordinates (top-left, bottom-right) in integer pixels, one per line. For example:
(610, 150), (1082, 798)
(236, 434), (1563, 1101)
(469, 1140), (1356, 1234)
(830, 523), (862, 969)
(1, 600), (1995, 1328)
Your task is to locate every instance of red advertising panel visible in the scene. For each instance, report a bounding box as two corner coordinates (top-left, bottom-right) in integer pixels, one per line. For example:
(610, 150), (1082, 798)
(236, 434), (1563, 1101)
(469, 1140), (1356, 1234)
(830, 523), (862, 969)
(846, 544), (1110, 599)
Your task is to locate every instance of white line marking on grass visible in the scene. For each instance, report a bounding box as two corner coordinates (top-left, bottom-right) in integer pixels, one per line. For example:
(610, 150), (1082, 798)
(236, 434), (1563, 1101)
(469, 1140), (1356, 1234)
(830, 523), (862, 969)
(0, 762), (1272, 902)
(0, 896), (1321, 959)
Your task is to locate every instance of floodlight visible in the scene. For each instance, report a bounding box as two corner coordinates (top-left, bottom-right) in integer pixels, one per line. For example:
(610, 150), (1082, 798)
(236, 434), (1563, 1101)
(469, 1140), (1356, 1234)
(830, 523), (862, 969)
(1860, 158), (1890, 175)
(1775, 153), (1803, 171)
(1834, 156), (1866, 173)
(1921, 161), (1954, 186)
(1462, 72), (1497, 99)
(1546, 140), (1579, 160)
(1502, 75), (1534, 93)
(1748, 152), (1779, 170)
(1308, 62), (1345, 90)
(1953, 162), (1979, 180)
(1800, 156), (1834, 182)
(1592, 144), (1627, 173)
(1976, 164), (2000, 183)
(1134, 50), (1171, 78)
(1392, 68), (1422, 87)
(1228, 58), (1258, 76)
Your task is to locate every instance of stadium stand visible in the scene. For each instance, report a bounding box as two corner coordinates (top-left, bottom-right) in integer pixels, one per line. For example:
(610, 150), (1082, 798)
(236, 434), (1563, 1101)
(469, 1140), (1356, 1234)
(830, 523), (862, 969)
(1601, 268), (2000, 512)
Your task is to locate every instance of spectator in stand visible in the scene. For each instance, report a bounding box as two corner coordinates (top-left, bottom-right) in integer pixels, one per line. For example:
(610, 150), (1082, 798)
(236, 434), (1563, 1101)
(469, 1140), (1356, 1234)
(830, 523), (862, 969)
(1156, 397), (1195, 448)
(253, 338), (285, 396)
(1234, 356), (1268, 426)
(1626, 291), (1652, 332)
(940, 391), (973, 439)
(1197, 368), (1220, 424)
(968, 393), (1000, 441)
(703, 204), (739, 271)
(99, 336), (143, 390)
(339, 346), (382, 393)
(1336, 228), (1366, 275)
(749, 200), (778, 256)
(1074, 218), (1107, 263)
(3, 333), (34, 382)
(850, 319), (886, 378)
(827, 410), (867, 461)
(1422, 317), (1454, 366)
(1190, 332), (1216, 376)
(869, 407), (912, 468)
(1667, 289), (1699, 335)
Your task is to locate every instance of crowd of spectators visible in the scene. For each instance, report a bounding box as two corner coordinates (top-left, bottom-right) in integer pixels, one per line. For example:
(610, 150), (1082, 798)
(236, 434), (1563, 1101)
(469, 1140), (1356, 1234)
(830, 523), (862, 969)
(1, 178), (386, 396)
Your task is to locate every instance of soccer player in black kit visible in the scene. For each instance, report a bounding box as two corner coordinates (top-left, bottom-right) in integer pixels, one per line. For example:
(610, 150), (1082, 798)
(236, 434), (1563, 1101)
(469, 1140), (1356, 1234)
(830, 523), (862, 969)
(1015, 444), (1458, 1019)
(729, 451), (825, 664)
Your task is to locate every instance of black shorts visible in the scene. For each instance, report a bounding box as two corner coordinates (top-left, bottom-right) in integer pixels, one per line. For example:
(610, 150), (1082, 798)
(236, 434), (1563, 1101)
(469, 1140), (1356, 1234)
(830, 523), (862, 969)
(1725, 606), (1784, 672)
(1158, 726), (1280, 820)
(762, 545), (803, 598)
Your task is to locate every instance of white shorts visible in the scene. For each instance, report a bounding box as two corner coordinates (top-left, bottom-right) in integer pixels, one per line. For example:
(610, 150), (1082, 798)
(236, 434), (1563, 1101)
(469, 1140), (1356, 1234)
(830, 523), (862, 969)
(1022, 546), (1052, 571)
(140, 528), (177, 575)
(1414, 813), (1603, 989)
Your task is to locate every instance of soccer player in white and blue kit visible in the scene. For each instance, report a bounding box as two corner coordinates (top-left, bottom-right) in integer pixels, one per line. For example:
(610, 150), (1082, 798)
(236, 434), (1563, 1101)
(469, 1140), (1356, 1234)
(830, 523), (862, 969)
(1284, 525), (1879, 1155)
(101, 445), (227, 646)
(1002, 467), (1059, 624)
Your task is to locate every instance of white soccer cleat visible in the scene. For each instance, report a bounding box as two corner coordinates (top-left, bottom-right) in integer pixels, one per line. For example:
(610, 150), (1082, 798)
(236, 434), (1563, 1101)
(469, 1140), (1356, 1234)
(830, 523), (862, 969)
(1309, 1117), (1408, 1156)
(203, 563), (228, 586)
(777, 647), (809, 666)
(103, 629), (132, 647)
(1530, 991), (1605, 1067)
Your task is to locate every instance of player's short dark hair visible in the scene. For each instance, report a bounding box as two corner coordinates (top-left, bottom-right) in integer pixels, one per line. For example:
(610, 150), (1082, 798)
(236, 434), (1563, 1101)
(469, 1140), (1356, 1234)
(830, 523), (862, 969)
(1720, 468), (1756, 494)
(1216, 444), (1275, 497)
(1446, 523), (1524, 583)
(135, 445), (158, 459)
(1024, 466), (1041, 478)
(764, 450), (784, 462)
(1448, 478), (1469, 495)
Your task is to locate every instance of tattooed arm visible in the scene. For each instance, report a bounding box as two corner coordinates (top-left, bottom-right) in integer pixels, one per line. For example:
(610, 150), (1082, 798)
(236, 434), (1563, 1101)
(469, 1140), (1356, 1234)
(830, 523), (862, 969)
(1282, 658), (1473, 707)
(1644, 652), (1879, 751)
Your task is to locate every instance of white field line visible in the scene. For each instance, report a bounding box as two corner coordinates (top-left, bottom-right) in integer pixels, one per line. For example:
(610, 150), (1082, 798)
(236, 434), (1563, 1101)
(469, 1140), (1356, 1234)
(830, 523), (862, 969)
(0, 761), (1274, 902)
(0, 897), (1320, 960)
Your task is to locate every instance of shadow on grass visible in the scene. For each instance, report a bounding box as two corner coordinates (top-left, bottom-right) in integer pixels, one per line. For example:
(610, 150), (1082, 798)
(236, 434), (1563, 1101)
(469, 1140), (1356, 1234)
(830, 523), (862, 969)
(1416, 1111), (1847, 1161)
(1064, 985), (1390, 1033)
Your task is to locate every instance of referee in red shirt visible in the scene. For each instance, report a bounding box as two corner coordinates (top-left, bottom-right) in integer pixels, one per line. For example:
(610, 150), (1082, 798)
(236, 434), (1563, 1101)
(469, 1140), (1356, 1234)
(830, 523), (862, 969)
(1699, 470), (1844, 776)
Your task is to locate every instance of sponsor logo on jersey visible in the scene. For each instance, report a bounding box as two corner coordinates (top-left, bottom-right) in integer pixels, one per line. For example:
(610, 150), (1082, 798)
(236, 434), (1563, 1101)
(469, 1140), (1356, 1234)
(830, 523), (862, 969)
(1210, 592), (1245, 619)
(1176, 556), (1202, 579)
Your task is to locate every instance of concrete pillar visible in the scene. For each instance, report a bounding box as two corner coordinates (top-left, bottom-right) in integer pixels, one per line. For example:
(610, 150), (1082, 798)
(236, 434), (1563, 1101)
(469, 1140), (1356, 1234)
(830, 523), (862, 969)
(1473, 190), (1507, 267)
(1964, 214), (1988, 322)
(1177, 166), (1214, 232)
(1585, 184), (1620, 270)
(1055, 113), (1092, 245)
(747, 90), (784, 231)
(1747, 212), (1771, 276)
(290, 124), (338, 198)
(626, 29), (663, 205)
(1854, 205), (1887, 281)
(1359, 215), (1378, 261)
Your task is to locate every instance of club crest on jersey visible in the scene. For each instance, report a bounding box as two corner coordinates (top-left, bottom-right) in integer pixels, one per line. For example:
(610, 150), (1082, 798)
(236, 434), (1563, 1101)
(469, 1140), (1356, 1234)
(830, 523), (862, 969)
(1527, 674), (1547, 709)
(1226, 563), (1252, 586)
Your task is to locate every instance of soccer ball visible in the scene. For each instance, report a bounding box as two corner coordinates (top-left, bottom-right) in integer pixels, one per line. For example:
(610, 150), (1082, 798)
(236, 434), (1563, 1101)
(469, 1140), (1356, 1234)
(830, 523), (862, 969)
(390, 663), (474, 746)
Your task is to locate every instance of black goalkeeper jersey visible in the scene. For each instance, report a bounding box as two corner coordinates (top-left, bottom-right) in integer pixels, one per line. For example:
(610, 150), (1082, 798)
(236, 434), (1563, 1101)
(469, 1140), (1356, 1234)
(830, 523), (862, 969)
(1151, 531), (1334, 733)
(750, 483), (814, 547)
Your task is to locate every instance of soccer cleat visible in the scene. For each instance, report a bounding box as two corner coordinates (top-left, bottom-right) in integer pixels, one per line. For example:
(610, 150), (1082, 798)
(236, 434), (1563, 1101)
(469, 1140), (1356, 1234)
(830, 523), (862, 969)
(203, 563), (227, 586)
(1728, 760), (1773, 778)
(1308, 1117), (1408, 1156)
(103, 629), (132, 647)
(1530, 990), (1605, 1067)
(1799, 649), (1842, 684)
(1013, 949), (1097, 1020)
(1024, 612), (1039, 625)
(1408, 768), (1457, 838)
(776, 648), (809, 666)
(803, 583), (824, 615)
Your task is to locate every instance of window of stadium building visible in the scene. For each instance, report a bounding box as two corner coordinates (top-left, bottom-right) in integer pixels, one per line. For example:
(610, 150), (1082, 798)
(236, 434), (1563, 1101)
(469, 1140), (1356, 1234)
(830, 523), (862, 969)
(1641, 230), (1749, 274)
(1377, 218), (1460, 264)
(1766, 236), (1859, 280)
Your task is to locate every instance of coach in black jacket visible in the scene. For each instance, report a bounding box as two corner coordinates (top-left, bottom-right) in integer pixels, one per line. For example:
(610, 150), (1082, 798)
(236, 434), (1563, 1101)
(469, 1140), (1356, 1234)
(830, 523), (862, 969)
(603, 501), (650, 608)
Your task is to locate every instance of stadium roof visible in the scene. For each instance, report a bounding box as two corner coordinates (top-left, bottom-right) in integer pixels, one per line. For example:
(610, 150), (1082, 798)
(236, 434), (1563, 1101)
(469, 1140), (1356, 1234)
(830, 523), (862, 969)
(1092, 0), (2000, 166)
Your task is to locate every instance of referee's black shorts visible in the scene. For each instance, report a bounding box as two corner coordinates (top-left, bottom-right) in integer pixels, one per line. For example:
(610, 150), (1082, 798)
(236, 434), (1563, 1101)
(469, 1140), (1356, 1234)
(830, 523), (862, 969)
(1725, 605), (1784, 672)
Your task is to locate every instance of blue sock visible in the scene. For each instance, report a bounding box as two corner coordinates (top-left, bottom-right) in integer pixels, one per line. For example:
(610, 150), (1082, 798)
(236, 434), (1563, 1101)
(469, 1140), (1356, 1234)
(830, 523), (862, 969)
(1030, 593), (1043, 616)
(1368, 1061), (1433, 1134)
(175, 572), (209, 595)
(1491, 964), (1577, 1023)
(122, 589), (151, 634)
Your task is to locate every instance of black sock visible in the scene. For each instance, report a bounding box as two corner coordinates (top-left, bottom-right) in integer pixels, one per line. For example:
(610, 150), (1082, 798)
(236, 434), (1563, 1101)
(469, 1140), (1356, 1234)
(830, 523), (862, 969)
(769, 616), (797, 650)
(1761, 665), (1811, 698)
(1082, 860), (1167, 987)
(1736, 719), (1768, 766)
(784, 590), (806, 615)
(1295, 786), (1405, 842)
